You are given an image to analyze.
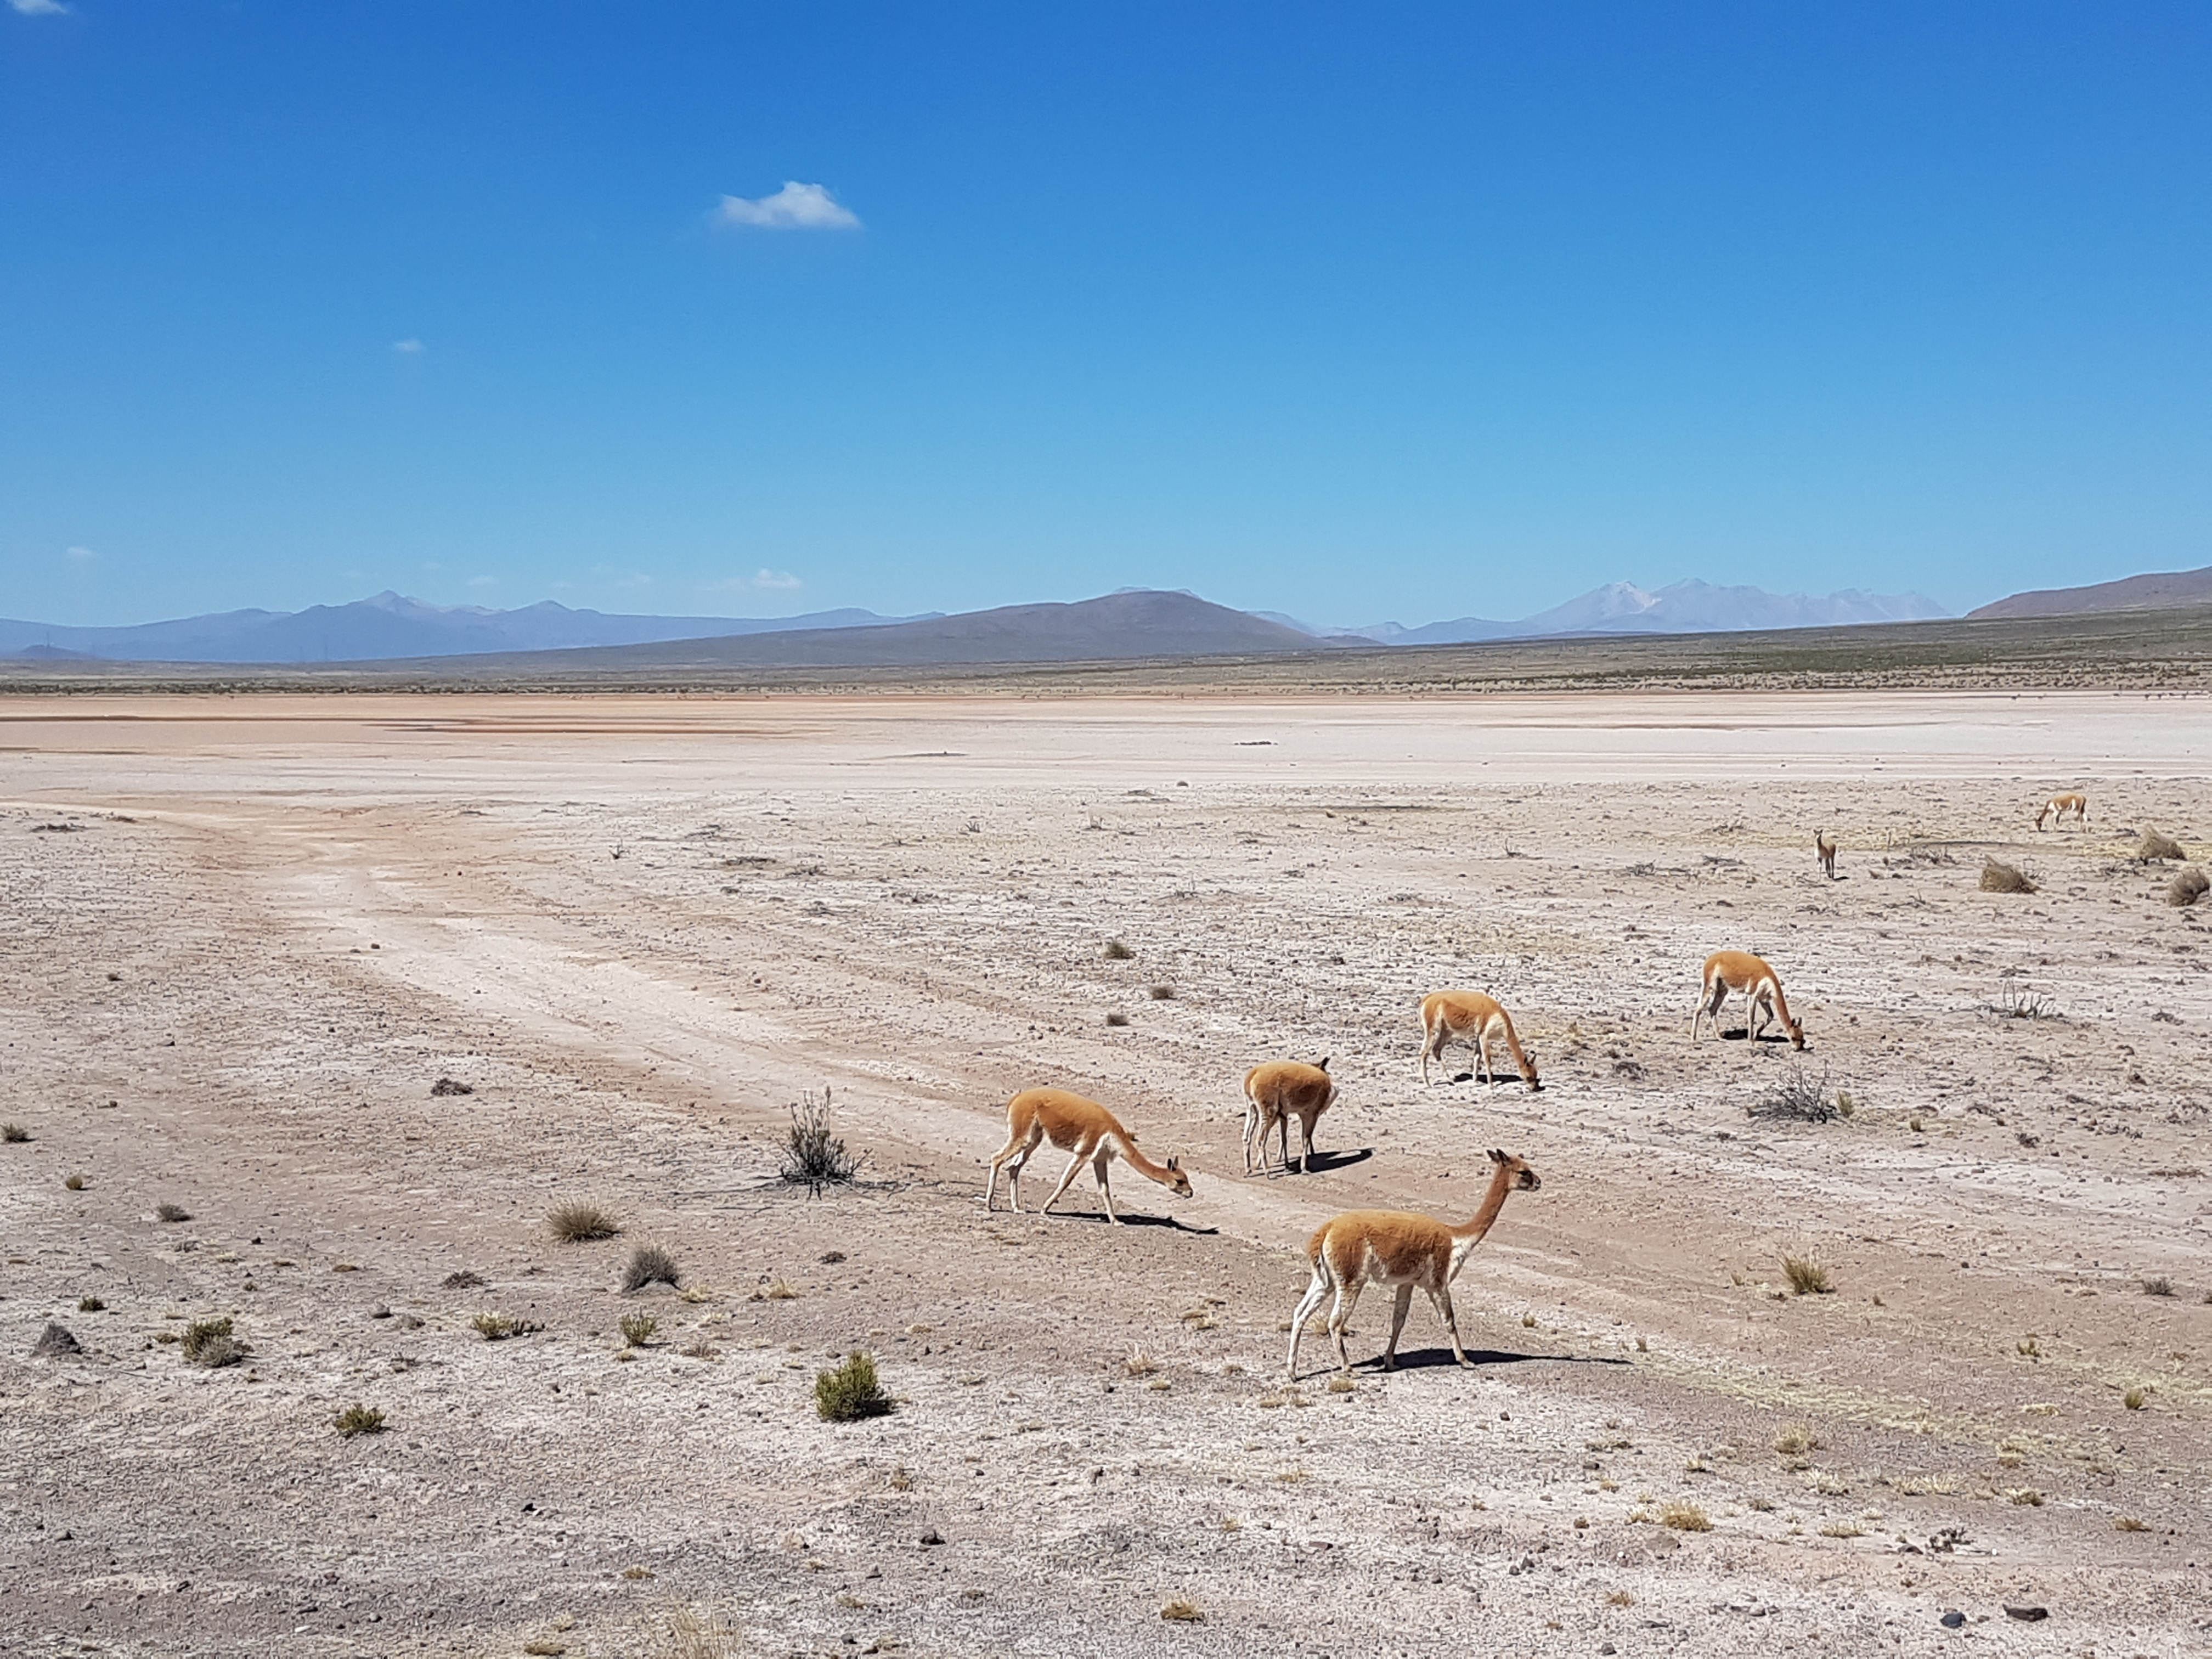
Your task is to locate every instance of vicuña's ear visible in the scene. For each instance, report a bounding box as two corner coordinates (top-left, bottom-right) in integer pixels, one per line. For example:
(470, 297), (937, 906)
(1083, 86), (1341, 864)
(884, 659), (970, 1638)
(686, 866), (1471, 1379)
(1488, 1147), (1505, 1163)
(1166, 1156), (1180, 1170)
(1319, 1056), (1331, 1071)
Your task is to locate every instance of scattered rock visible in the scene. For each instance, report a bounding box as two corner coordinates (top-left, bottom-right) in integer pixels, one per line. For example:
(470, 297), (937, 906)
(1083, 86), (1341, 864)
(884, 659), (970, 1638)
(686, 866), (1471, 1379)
(430, 1077), (473, 1097)
(442, 1269), (487, 1289)
(32, 1322), (81, 1358)
(918, 1529), (945, 1546)
(2002, 1606), (2048, 1623)
(1939, 1610), (1965, 1629)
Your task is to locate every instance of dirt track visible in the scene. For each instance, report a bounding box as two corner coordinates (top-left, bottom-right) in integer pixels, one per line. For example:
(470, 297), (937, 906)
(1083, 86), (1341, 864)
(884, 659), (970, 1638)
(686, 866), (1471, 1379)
(3, 689), (2209, 1658)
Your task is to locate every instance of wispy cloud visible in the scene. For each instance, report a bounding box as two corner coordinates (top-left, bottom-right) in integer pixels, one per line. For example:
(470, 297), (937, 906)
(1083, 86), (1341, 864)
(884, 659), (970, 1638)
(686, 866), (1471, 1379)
(10, 1), (71, 17)
(752, 568), (803, 590)
(66, 544), (97, 562)
(712, 182), (861, 232)
(467, 574), (496, 589)
(392, 338), (425, 356)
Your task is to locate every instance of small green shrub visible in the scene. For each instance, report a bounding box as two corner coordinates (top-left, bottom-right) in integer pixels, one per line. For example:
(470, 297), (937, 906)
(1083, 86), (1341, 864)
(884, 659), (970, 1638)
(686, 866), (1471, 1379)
(335, 1403), (387, 1437)
(815, 1351), (892, 1421)
(472, 1312), (543, 1341)
(619, 1312), (658, 1347)
(181, 1317), (245, 1367)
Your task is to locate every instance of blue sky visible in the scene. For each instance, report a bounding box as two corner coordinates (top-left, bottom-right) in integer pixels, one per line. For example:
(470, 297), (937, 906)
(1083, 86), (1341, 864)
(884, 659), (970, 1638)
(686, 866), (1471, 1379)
(4, 2), (2209, 627)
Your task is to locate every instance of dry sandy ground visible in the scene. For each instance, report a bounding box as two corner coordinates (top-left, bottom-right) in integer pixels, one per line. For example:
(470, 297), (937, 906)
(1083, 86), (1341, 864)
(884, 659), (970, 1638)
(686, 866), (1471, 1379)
(2, 689), (2209, 1659)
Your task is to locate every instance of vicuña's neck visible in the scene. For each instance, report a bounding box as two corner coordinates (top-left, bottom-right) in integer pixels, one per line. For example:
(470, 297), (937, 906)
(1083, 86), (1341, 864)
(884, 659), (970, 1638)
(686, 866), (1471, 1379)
(1116, 1134), (1176, 1184)
(1451, 1165), (1516, 1243)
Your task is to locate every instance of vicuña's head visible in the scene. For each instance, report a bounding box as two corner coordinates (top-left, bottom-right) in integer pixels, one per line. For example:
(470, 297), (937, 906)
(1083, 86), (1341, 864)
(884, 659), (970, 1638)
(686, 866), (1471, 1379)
(1487, 1148), (1541, 1192)
(1162, 1155), (1194, 1198)
(1520, 1055), (1543, 1092)
(1785, 1018), (1807, 1051)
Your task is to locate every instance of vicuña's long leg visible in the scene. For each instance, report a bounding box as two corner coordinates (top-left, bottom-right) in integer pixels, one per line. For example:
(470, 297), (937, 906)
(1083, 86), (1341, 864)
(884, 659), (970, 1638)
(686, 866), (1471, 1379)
(1093, 1150), (1118, 1225)
(1287, 1270), (1330, 1380)
(1040, 1144), (1090, 1215)
(1328, 1282), (1364, 1374)
(1383, 1284), (1415, 1370)
(1429, 1285), (1470, 1366)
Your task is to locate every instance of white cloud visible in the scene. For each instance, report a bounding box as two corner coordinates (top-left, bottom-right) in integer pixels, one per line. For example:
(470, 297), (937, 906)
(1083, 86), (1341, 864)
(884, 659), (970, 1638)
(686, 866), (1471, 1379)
(10, 2), (71, 17)
(467, 574), (496, 589)
(66, 545), (97, 562)
(752, 568), (803, 590)
(712, 182), (861, 232)
(392, 338), (425, 355)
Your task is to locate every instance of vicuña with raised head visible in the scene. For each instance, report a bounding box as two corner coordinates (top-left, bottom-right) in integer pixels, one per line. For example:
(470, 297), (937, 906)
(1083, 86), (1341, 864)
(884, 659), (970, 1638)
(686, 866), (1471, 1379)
(1692, 950), (1805, 1049)
(984, 1087), (1192, 1224)
(1242, 1058), (1337, 1176)
(1815, 828), (1838, 880)
(1418, 990), (1542, 1088)
(2036, 792), (2089, 830)
(1287, 1148), (1542, 1379)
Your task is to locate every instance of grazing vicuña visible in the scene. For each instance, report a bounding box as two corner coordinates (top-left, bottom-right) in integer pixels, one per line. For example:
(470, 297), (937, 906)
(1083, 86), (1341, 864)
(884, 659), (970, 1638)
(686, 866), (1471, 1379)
(983, 1088), (1192, 1225)
(1417, 991), (1542, 1088)
(1692, 951), (1805, 1050)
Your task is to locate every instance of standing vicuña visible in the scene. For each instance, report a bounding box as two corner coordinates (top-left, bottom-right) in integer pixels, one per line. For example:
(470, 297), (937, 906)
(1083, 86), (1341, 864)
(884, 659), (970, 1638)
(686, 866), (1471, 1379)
(1692, 950), (1805, 1049)
(1243, 1058), (1336, 1176)
(1815, 828), (1838, 880)
(1418, 991), (1542, 1088)
(2036, 792), (2088, 830)
(1287, 1149), (1542, 1379)
(983, 1088), (1192, 1224)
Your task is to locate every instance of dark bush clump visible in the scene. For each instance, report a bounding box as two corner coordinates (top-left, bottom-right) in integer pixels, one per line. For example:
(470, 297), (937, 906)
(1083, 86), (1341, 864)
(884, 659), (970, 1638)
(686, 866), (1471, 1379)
(815, 1351), (893, 1421)
(2138, 828), (2185, 861)
(155, 1202), (191, 1223)
(442, 1268), (488, 1289)
(430, 1076), (474, 1097)
(1747, 1065), (1841, 1123)
(1102, 939), (1135, 961)
(335, 1403), (387, 1437)
(780, 1089), (860, 1196)
(1, 1124), (27, 1143)
(622, 1244), (681, 1293)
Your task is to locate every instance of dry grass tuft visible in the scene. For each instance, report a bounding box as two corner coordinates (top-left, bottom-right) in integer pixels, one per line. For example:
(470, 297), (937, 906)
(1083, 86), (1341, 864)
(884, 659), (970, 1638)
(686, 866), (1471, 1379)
(622, 1244), (681, 1293)
(1605, 1590), (1635, 1607)
(154, 1201), (191, 1223)
(780, 1088), (861, 1194)
(77, 1296), (104, 1312)
(181, 1316), (245, 1368)
(2004, 1487), (2044, 1506)
(1147, 983), (1177, 1000)
(664, 1609), (742, 1659)
(1774, 1421), (1821, 1457)
(2123, 1386), (2147, 1410)
(2138, 828), (2185, 861)
(815, 1351), (892, 1421)
(471, 1312), (543, 1341)
(1657, 1499), (1712, 1532)
(619, 1312), (658, 1347)
(2142, 1276), (2175, 1297)
(1122, 1348), (1159, 1378)
(334, 1402), (386, 1437)
(1103, 939), (1136, 960)
(1782, 1254), (1834, 1296)
(521, 1641), (565, 1657)
(1104, 1011), (1130, 1026)
(2114, 1516), (2148, 1532)
(63, 1173), (86, 1191)
(1979, 859), (2036, 894)
(547, 1201), (620, 1243)
(1159, 1598), (1205, 1623)
(442, 1269), (487, 1289)
(1, 1124), (27, 1143)
(2168, 867), (2209, 907)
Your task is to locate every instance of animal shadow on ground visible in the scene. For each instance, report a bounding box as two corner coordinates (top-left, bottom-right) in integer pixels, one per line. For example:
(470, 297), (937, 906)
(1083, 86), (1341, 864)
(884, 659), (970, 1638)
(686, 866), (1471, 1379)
(1281, 1147), (1374, 1176)
(1719, 1028), (1799, 1045)
(1377, 1345), (1630, 1373)
(1058, 1210), (1220, 1233)
(1447, 1072), (1538, 1087)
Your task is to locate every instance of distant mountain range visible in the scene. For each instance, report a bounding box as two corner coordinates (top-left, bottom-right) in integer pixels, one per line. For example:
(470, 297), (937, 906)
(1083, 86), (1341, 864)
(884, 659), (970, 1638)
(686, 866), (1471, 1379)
(1268, 579), (1951, 644)
(9, 566), (2204, 669)
(1966, 563), (2212, 620)
(412, 590), (1328, 672)
(0, 590), (934, 664)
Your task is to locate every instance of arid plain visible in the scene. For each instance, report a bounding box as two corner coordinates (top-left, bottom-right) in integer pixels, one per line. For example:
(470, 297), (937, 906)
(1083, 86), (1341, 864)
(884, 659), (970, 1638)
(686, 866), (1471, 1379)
(3, 689), (2209, 1658)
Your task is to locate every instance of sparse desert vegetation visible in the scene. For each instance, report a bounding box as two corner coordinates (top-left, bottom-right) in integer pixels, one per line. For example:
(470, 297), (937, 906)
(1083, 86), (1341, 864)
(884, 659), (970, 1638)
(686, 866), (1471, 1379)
(622, 1243), (681, 1293)
(1782, 1254), (1835, 1296)
(778, 1088), (860, 1194)
(1979, 857), (2037, 894)
(334, 1402), (387, 1437)
(2, 688), (2205, 1654)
